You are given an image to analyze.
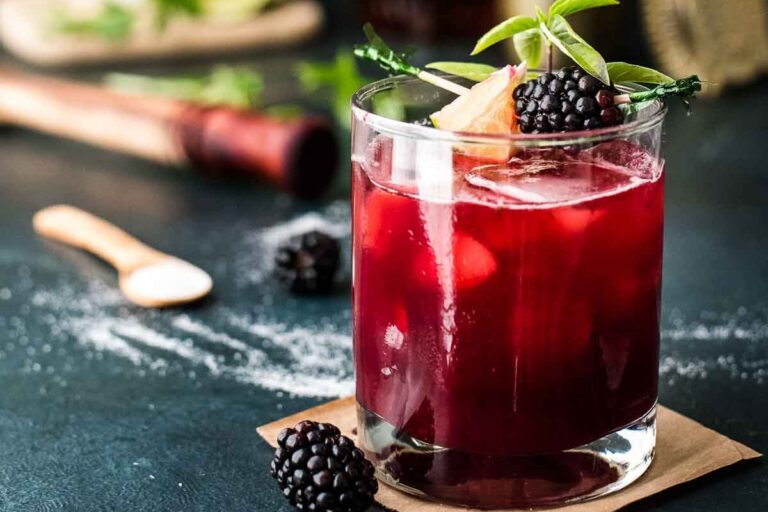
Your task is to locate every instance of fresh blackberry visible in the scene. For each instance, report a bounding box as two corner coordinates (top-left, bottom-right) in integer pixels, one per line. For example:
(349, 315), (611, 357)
(275, 231), (340, 294)
(270, 420), (378, 512)
(513, 67), (623, 133)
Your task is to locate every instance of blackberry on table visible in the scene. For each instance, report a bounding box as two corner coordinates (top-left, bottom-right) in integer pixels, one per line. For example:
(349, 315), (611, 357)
(271, 420), (378, 512)
(275, 231), (340, 294)
(513, 67), (623, 133)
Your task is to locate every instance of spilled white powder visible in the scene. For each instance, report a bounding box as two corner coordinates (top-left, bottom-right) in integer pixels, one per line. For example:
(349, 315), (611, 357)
(73, 318), (147, 366)
(260, 212), (349, 248)
(172, 315), (251, 353)
(659, 308), (768, 385)
(226, 313), (354, 397)
(112, 321), (220, 375)
(16, 206), (356, 398)
(30, 284), (354, 397)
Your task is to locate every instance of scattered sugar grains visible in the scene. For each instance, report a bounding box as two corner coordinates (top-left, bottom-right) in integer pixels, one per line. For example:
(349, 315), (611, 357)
(660, 307), (768, 385)
(26, 278), (355, 397)
(9, 207), (356, 398)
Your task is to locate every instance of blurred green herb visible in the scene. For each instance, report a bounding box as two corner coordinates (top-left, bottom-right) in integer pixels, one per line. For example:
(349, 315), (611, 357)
(105, 66), (264, 109)
(264, 103), (305, 120)
(297, 51), (366, 129)
(52, 0), (275, 41)
(153, 0), (203, 30)
(371, 92), (406, 122)
(299, 48), (408, 128)
(51, 2), (134, 43)
(202, 0), (274, 21)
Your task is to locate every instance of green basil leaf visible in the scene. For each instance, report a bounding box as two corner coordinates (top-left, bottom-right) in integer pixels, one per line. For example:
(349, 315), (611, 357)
(607, 62), (674, 85)
(513, 28), (542, 68)
(535, 5), (548, 24)
(471, 15), (537, 55)
(549, 0), (619, 19)
(540, 15), (609, 84)
(425, 62), (499, 82)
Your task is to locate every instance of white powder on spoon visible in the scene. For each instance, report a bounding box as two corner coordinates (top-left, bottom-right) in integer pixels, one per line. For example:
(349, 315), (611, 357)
(122, 259), (212, 304)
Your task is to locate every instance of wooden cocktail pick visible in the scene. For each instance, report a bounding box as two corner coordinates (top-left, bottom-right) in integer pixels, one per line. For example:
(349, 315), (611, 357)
(33, 205), (212, 308)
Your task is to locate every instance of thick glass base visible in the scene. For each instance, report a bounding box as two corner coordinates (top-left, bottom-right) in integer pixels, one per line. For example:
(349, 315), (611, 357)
(357, 403), (656, 509)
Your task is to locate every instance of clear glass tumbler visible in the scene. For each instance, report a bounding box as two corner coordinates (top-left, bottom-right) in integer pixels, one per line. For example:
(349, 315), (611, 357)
(351, 75), (665, 508)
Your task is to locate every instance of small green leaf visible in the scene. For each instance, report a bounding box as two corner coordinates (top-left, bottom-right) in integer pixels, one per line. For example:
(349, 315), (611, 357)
(549, 0), (619, 19)
(535, 6), (548, 24)
(540, 15), (609, 84)
(607, 62), (674, 84)
(471, 15), (537, 55)
(513, 28), (542, 68)
(425, 62), (499, 82)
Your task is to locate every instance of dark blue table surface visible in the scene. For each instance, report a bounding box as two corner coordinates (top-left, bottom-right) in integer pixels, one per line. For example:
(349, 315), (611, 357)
(0, 19), (767, 512)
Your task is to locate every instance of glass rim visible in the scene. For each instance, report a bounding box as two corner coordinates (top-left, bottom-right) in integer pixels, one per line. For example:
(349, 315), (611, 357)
(351, 73), (667, 147)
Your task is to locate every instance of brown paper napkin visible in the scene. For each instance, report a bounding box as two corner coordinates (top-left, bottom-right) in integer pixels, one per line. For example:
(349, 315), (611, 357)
(258, 397), (760, 511)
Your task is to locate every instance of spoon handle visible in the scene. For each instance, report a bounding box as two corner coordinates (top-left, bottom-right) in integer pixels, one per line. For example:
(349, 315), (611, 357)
(33, 205), (166, 274)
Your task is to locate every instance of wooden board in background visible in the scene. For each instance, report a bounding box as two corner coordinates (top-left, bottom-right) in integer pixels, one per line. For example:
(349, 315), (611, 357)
(0, 0), (324, 66)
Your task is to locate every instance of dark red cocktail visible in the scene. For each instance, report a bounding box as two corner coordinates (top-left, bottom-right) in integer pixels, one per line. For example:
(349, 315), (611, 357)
(352, 76), (665, 508)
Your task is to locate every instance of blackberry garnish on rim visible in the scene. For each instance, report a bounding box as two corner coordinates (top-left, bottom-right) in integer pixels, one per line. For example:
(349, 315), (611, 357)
(513, 66), (623, 133)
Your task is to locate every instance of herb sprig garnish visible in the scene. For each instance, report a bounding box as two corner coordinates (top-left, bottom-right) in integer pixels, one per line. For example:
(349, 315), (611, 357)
(354, 25), (701, 111)
(354, 24), (470, 96)
(354, 0), (703, 114)
(472, 0), (619, 82)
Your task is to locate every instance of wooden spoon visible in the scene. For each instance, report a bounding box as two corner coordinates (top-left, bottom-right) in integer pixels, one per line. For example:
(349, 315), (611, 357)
(33, 205), (212, 308)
